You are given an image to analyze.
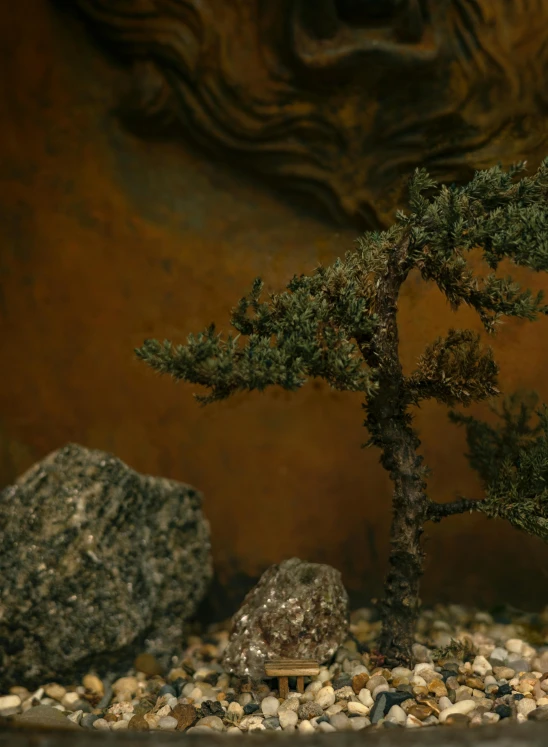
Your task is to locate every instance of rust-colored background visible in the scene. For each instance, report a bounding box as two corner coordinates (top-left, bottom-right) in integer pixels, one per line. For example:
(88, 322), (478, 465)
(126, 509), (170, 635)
(1, 0), (547, 619)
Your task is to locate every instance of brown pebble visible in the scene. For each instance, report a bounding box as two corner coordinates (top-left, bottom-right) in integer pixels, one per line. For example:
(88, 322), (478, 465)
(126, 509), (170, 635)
(103, 713), (119, 723)
(407, 704), (433, 721)
(167, 668), (189, 683)
(445, 713), (470, 727)
(128, 714), (149, 731)
(82, 675), (104, 696)
(352, 672), (369, 694)
(465, 677), (485, 690)
(417, 698), (441, 717)
(446, 676), (459, 690)
(172, 703), (198, 731)
(412, 685), (429, 698)
(428, 679), (448, 698)
(134, 653), (164, 677)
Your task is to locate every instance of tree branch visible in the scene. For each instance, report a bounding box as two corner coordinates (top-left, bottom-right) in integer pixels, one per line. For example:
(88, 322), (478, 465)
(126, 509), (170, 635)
(426, 497), (484, 523)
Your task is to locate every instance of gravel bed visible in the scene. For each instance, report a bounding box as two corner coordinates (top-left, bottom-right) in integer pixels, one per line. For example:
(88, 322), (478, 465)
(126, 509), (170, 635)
(1, 605), (547, 734)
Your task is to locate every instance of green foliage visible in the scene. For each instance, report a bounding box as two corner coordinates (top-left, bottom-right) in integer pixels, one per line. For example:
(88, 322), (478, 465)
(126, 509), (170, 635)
(449, 391), (542, 485)
(136, 158), (548, 407)
(450, 393), (548, 542)
(401, 158), (548, 332)
(406, 329), (499, 406)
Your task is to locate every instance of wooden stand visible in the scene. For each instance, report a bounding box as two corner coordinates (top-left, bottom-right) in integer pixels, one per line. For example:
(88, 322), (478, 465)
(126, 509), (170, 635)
(264, 659), (320, 700)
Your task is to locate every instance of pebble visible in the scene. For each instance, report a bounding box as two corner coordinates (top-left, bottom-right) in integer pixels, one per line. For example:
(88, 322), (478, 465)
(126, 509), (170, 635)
(260, 696), (279, 717)
(315, 686), (335, 708)
(439, 699), (477, 723)
(2, 605), (548, 736)
(82, 674), (104, 696)
(279, 709), (298, 729)
(196, 715), (225, 731)
(0, 694), (21, 717)
(329, 712), (352, 731)
(385, 705), (407, 725)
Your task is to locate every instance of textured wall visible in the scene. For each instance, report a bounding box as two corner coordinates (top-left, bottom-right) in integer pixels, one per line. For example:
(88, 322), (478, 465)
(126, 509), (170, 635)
(1, 0), (547, 620)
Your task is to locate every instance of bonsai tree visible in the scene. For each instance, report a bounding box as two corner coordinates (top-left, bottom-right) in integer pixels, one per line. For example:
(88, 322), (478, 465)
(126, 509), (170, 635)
(136, 159), (548, 666)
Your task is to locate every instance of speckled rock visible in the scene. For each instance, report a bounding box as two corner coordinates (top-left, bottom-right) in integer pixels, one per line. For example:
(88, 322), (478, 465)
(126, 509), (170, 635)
(221, 558), (349, 679)
(0, 443), (212, 690)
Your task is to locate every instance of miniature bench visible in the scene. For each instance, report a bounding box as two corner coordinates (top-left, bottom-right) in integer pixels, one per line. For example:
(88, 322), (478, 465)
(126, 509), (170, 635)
(264, 658), (320, 699)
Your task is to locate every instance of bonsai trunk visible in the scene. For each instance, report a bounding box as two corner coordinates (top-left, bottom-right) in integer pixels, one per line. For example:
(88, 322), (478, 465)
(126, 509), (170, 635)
(362, 244), (429, 666)
(367, 382), (429, 666)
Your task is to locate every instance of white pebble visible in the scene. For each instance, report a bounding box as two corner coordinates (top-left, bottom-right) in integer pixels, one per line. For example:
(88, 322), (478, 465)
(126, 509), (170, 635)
(158, 716), (178, 730)
(261, 696), (279, 717)
(347, 701), (369, 716)
(305, 681), (323, 694)
(111, 720), (129, 730)
(438, 696), (452, 710)
(226, 726), (243, 734)
(325, 703), (343, 716)
(439, 700), (477, 723)
(61, 692), (80, 709)
(0, 695), (21, 716)
(372, 684), (389, 699)
(298, 720), (315, 734)
(410, 675), (427, 687)
(349, 716), (369, 730)
(278, 710), (298, 729)
(406, 714), (423, 728)
(358, 689), (373, 707)
(490, 646), (508, 660)
(315, 686), (335, 709)
(386, 705), (406, 724)
(472, 655), (492, 676)
(482, 712), (500, 725)
(227, 702), (244, 722)
(318, 721), (336, 733)
(414, 663), (434, 676)
(330, 712), (352, 731)
(92, 718), (111, 730)
(517, 699), (537, 717)
(505, 639), (525, 655)
(392, 667), (413, 679)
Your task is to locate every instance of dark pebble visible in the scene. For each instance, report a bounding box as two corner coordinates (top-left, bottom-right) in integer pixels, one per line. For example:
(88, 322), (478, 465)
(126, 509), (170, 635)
(370, 691), (412, 724)
(395, 684), (414, 695)
(383, 721), (403, 729)
(158, 684), (177, 698)
(172, 678), (187, 697)
(497, 684), (512, 696)
(440, 669), (456, 681)
(316, 716), (329, 724)
(81, 714), (101, 729)
(494, 704), (512, 719)
(513, 693), (524, 701)
(225, 692), (237, 703)
(332, 675), (352, 690)
(264, 717), (280, 730)
(201, 700), (225, 717)
(243, 703), (260, 715)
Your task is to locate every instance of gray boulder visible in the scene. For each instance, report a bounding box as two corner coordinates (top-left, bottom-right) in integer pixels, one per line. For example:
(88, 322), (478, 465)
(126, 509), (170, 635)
(0, 443), (212, 690)
(222, 557), (349, 680)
